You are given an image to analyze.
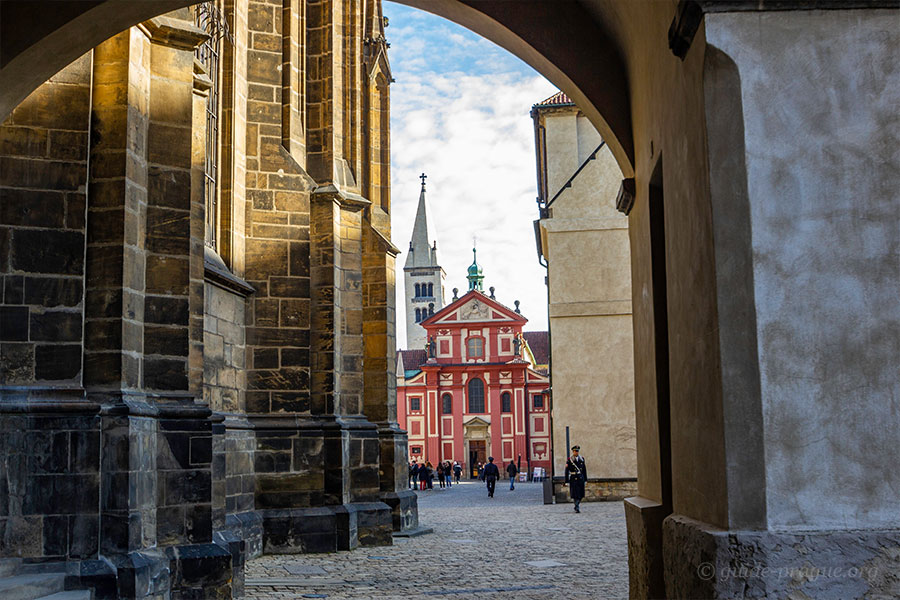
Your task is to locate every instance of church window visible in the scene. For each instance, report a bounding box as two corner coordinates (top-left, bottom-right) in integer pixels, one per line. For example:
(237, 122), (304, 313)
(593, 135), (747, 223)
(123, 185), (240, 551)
(411, 446), (422, 455)
(533, 394), (544, 409)
(410, 397), (421, 411)
(467, 379), (485, 413)
(195, 2), (225, 251)
(415, 283), (421, 297)
(428, 283), (433, 296)
(415, 308), (420, 322)
(442, 393), (452, 414)
(501, 392), (511, 413)
(428, 303), (434, 316)
(467, 337), (484, 359)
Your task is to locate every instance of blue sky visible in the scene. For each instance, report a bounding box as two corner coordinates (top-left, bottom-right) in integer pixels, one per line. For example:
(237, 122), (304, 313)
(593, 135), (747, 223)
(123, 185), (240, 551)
(384, 2), (557, 348)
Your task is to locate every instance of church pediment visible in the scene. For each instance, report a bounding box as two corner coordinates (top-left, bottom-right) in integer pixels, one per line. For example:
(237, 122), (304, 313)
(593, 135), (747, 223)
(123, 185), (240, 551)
(463, 415), (491, 427)
(425, 290), (526, 326)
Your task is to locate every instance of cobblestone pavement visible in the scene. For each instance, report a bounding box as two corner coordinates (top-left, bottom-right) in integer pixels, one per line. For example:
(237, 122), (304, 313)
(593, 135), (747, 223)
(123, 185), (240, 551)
(245, 479), (629, 599)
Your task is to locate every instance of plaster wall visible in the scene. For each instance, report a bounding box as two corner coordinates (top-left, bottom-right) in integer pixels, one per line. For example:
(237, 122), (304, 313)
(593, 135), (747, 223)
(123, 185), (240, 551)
(706, 10), (900, 531)
(538, 108), (635, 480)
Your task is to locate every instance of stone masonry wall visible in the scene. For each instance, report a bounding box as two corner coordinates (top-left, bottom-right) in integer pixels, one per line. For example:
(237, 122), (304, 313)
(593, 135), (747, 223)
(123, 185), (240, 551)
(0, 53), (92, 386)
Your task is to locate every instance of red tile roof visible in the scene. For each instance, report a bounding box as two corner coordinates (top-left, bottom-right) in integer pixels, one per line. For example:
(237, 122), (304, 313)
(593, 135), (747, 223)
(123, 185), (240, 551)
(534, 90), (574, 107)
(523, 331), (549, 366)
(398, 349), (427, 370)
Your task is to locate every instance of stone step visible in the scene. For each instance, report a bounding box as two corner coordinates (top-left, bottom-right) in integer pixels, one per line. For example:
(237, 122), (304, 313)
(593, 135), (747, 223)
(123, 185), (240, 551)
(0, 558), (22, 577)
(38, 591), (92, 600)
(0, 573), (66, 600)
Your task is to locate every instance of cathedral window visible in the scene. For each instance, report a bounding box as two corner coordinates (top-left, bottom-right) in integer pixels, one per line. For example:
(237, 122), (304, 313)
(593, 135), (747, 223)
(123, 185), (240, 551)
(428, 303), (434, 316)
(194, 2), (226, 251)
(427, 283), (433, 296)
(415, 283), (421, 297)
(442, 393), (452, 414)
(415, 308), (421, 322)
(467, 337), (484, 359)
(501, 392), (511, 413)
(410, 397), (421, 411)
(533, 394), (544, 409)
(467, 379), (485, 413)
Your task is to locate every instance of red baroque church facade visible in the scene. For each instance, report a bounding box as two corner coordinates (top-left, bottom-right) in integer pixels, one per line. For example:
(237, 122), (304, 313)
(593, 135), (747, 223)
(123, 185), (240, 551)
(397, 290), (550, 478)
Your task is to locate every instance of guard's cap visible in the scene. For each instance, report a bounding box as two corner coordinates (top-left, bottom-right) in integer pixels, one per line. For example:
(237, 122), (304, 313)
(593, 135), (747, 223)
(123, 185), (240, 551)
(488, 456), (494, 462)
(571, 445), (580, 451)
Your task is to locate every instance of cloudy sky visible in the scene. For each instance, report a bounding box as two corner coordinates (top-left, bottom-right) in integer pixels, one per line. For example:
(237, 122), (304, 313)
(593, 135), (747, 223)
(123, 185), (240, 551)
(384, 2), (557, 348)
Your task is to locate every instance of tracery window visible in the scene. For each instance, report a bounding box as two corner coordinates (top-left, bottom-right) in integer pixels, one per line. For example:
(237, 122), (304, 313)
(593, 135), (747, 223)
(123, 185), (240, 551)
(467, 378), (485, 413)
(501, 392), (511, 413)
(194, 2), (229, 251)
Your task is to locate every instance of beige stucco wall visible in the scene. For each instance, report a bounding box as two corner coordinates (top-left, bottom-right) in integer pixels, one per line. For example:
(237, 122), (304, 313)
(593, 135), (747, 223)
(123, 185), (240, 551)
(538, 107), (636, 479)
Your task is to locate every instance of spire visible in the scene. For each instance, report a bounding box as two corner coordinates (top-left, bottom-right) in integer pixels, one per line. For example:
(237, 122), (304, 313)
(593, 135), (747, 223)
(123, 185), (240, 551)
(467, 244), (484, 291)
(405, 173), (439, 268)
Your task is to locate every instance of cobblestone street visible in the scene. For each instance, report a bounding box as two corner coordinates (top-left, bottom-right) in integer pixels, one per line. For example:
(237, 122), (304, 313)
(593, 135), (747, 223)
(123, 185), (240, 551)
(246, 480), (629, 599)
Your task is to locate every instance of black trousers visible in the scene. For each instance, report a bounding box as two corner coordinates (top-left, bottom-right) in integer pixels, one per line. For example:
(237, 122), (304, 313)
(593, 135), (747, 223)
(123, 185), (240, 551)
(486, 476), (497, 496)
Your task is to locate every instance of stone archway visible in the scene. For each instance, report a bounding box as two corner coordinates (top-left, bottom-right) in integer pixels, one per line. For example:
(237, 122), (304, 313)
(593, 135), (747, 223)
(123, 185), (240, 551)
(2, 2), (897, 599)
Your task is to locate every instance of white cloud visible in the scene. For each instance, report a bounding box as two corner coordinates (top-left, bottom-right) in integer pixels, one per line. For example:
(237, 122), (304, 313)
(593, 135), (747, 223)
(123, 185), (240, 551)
(384, 3), (557, 348)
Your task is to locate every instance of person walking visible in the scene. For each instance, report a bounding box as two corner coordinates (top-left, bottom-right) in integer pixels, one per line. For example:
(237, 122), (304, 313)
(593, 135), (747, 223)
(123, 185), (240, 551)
(506, 460), (518, 490)
(564, 445), (587, 512)
(477, 462), (485, 481)
(409, 461), (417, 489)
(482, 456), (500, 498)
(443, 461), (453, 487)
(453, 461), (462, 484)
(436, 462), (445, 488)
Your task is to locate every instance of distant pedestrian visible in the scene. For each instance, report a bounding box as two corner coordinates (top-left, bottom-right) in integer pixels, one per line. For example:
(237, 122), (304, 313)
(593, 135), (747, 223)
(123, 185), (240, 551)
(425, 461), (435, 490)
(453, 461), (462, 483)
(564, 445), (587, 513)
(506, 460), (518, 490)
(443, 461), (453, 487)
(483, 457), (500, 497)
(477, 462), (484, 481)
(409, 461), (417, 489)
(437, 462), (446, 488)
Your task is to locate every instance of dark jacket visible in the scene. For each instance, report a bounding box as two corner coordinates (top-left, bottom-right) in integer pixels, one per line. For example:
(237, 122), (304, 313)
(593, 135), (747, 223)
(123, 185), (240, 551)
(565, 455), (587, 500)
(483, 462), (500, 480)
(506, 462), (518, 477)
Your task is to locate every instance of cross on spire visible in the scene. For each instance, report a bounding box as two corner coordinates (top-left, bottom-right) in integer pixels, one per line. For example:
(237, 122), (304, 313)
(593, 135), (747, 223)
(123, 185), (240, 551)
(419, 172), (427, 189)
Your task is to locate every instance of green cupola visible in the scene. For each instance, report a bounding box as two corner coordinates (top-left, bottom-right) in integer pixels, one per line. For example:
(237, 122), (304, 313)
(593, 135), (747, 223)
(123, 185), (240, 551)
(467, 246), (484, 291)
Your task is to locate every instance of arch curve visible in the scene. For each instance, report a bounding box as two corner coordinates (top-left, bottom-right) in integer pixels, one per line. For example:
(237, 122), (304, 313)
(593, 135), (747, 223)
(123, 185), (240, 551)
(1, 0), (634, 175)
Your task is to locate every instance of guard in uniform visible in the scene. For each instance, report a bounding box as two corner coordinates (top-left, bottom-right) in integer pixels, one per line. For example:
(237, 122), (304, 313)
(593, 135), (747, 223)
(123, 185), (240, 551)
(564, 445), (587, 512)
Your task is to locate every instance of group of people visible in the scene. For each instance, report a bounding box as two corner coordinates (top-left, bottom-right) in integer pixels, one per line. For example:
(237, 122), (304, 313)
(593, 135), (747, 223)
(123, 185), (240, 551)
(409, 460), (462, 490)
(408, 446), (588, 513)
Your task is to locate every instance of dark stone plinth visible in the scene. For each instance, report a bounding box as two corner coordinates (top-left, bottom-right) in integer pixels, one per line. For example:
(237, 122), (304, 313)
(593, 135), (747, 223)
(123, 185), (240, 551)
(662, 514), (900, 600)
(261, 502), (392, 554)
(165, 542), (232, 600)
(113, 551), (170, 599)
(380, 489), (419, 532)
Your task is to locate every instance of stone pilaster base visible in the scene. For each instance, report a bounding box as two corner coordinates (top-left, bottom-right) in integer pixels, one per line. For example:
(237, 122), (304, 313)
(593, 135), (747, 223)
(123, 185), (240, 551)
(112, 542), (233, 599)
(261, 502), (393, 554)
(662, 514), (900, 599)
(380, 490), (419, 532)
(624, 496), (668, 600)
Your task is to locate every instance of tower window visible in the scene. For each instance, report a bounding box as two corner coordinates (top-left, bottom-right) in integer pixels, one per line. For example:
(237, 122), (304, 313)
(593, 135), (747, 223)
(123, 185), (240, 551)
(415, 308), (421, 322)
(442, 393), (452, 414)
(428, 303), (434, 316)
(467, 337), (484, 359)
(467, 379), (485, 413)
(428, 283), (433, 296)
(501, 392), (511, 413)
(415, 283), (421, 297)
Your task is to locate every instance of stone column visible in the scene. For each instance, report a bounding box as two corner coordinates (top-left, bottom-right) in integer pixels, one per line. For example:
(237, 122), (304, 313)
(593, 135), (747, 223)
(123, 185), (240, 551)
(362, 210), (419, 532)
